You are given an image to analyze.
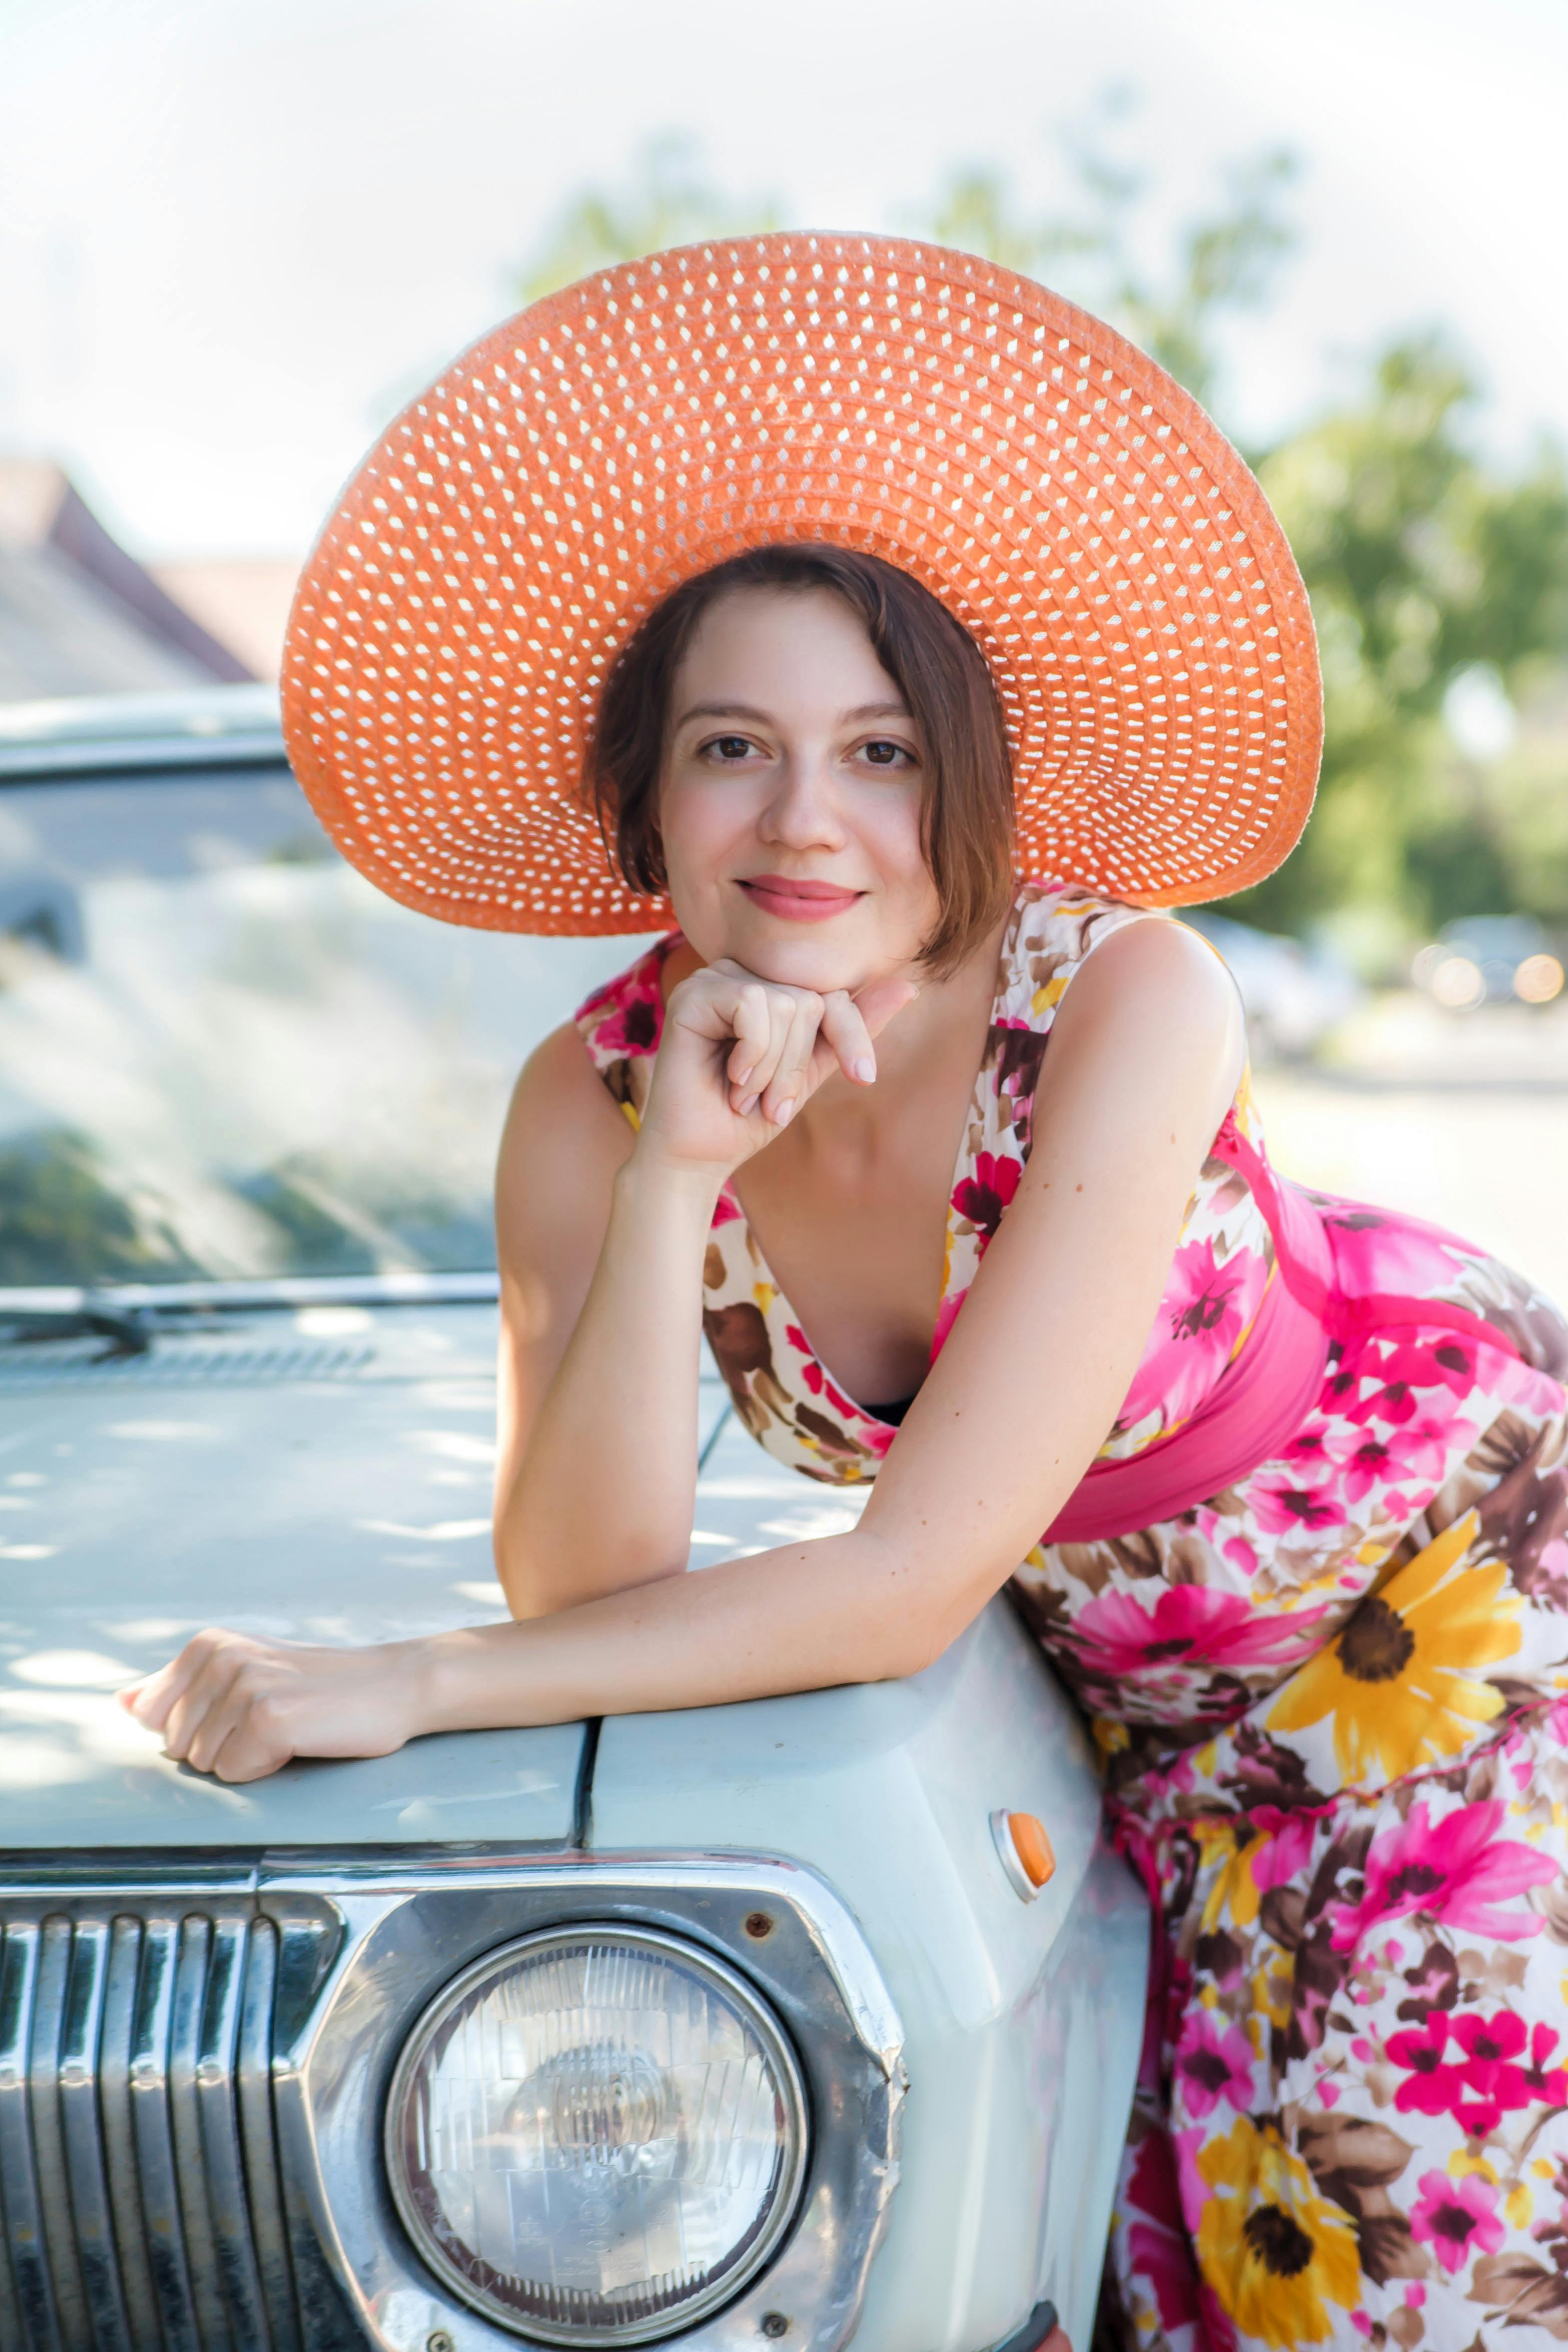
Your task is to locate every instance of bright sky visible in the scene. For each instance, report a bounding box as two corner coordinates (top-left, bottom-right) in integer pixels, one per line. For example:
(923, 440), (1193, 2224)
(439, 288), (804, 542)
(3, 0), (1566, 559)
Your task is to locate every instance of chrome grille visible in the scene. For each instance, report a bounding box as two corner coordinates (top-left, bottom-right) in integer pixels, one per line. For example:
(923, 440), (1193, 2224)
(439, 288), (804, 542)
(0, 1909), (302, 2351)
(0, 1340), (375, 1392)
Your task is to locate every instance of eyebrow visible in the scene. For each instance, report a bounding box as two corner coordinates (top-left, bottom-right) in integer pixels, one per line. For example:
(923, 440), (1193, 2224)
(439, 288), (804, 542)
(674, 699), (913, 728)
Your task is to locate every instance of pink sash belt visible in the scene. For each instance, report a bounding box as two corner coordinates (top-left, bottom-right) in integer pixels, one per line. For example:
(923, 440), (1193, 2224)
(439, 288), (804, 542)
(1042, 1121), (1525, 1547)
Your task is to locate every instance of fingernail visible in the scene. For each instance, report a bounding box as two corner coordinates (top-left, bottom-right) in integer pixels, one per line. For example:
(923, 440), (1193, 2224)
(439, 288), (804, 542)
(853, 1055), (876, 1084)
(773, 1095), (795, 1126)
(738, 1094), (759, 1116)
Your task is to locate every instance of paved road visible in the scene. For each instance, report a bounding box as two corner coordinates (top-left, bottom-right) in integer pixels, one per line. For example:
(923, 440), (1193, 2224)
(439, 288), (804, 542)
(1253, 1003), (1568, 1308)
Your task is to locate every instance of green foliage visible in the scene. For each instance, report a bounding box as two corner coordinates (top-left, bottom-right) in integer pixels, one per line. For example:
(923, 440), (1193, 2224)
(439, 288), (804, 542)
(924, 102), (1297, 413)
(514, 134), (780, 306)
(1237, 345), (1568, 944)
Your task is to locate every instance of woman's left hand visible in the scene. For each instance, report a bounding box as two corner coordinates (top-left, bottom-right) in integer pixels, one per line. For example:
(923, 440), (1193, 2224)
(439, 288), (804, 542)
(118, 1628), (428, 1783)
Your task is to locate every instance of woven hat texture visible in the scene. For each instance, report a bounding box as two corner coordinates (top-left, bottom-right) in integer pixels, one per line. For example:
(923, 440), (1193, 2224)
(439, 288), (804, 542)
(282, 232), (1321, 933)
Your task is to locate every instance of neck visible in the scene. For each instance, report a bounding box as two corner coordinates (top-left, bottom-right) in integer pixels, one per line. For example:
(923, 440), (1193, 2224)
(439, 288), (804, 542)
(797, 915), (1006, 1142)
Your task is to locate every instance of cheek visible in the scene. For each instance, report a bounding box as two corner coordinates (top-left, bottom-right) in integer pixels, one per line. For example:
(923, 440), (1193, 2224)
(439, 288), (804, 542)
(656, 780), (753, 916)
(859, 795), (939, 909)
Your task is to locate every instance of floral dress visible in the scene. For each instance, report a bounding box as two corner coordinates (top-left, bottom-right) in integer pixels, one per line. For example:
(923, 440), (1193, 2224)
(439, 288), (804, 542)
(576, 880), (1568, 2352)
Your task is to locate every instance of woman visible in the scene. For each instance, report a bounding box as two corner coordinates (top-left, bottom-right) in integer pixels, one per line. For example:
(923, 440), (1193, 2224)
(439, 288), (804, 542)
(126, 237), (1568, 2349)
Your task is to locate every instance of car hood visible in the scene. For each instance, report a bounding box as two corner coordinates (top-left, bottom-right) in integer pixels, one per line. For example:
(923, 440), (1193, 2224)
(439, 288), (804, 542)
(0, 1303), (589, 1848)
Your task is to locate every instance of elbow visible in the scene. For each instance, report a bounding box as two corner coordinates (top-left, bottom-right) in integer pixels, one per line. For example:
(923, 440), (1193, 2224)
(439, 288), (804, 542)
(883, 1615), (961, 1681)
(836, 1529), (991, 1683)
(493, 1517), (687, 1622)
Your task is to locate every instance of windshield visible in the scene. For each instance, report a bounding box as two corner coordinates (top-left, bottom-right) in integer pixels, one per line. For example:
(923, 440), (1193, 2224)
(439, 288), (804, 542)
(0, 761), (657, 1288)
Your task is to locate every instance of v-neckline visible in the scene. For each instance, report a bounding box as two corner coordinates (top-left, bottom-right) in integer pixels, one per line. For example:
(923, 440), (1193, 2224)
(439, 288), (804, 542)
(655, 926), (1014, 1429)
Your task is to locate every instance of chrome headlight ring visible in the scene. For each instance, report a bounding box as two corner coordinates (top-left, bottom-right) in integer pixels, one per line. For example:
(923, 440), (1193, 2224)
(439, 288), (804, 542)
(384, 1924), (810, 2345)
(270, 1855), (904, 2352)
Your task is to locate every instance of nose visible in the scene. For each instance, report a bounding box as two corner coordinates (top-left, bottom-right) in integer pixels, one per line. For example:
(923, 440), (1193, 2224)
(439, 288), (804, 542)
(757, 749), (848, 852)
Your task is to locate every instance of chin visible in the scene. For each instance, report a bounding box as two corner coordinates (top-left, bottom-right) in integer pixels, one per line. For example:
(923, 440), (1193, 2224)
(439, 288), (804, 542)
(718, 915), (898, 996)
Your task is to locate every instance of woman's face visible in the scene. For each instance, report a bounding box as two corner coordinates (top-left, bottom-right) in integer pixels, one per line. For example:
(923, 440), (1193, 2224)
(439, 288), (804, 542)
(656, 586), (941, 992)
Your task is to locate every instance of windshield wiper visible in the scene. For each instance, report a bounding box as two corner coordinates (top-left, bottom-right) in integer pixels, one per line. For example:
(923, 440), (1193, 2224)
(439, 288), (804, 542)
(0, 1301), (152, 1358)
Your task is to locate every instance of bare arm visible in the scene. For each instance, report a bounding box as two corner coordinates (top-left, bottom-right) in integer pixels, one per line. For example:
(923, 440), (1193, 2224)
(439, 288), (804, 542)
(492, 1024), (710, 1618)
(493, 959), (914, 1618)
(123, 920), (1245, 1779)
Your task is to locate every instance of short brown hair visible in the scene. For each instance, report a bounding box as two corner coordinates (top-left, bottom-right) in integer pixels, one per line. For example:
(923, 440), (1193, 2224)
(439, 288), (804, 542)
(588, 545), (1015, 975)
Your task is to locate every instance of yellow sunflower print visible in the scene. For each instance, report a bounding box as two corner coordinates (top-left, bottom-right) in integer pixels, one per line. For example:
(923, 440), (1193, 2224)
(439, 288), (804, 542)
(1197, 2115), (1360, 2348)
(1264, 1510), (1520, 1784)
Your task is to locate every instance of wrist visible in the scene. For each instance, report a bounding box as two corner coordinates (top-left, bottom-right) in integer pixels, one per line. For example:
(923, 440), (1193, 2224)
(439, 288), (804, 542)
(415, 1622), (535, 1736)
(618, 1142), (727, 1218)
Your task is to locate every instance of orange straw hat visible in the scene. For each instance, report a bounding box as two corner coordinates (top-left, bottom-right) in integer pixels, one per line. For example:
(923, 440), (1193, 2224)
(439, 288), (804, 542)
(282, 231), (1320, 933)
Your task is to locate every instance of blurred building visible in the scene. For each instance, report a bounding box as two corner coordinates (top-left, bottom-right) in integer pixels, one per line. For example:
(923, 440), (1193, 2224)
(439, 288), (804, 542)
(0, 460), (293, 700)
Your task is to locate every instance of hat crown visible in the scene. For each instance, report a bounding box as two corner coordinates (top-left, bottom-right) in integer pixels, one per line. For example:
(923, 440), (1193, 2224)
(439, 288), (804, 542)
(283, 231), (1320, 933)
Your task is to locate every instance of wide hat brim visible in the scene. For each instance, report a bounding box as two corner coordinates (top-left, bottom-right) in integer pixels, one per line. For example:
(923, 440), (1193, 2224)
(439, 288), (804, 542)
(283, 232), (1321, 933)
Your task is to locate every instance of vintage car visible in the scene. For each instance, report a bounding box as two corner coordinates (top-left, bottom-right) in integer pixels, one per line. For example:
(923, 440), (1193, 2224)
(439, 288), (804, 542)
(0, 685), (1148, 2352)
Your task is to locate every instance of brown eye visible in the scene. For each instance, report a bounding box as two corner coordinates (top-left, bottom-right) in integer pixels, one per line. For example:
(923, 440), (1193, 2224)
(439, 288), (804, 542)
(863, 739), (910, 767)
(708, 736), (752, 761)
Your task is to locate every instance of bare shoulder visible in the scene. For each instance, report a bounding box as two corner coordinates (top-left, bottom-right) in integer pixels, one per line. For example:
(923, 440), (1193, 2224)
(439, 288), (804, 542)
(1067, 913), (1241, 1028)
(1048, 914), (1246, 1124)
(496, 1020), (634, 1264)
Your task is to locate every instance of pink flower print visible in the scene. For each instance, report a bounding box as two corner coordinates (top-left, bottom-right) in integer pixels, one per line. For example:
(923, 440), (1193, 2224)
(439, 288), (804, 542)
(1336, 1328), (1481, 1434)
(950, 1152), (1023, 1251)
(1319, 1202), (1470, 1298)
(1172, 2010), (1254, 2120)
(1249, 1806), (1319, 1892)
(1123, 2129), (1204, 2336)
(1341, 1434), (1397, 1503)
(1070, 1584), (1324, 1681)
(1409, 2167), (1505, 2275)
(1249, 1476), (1346, 1535)
(1385, 2014), (1457, 2121)
(711, 1187), (741, 1228)
(1452, 2012), (1568, 2132)
(1383, 2007), (1547, 2136)
(927, 1287), (968, 1367)
(1329, 1798), (1558, 1952)
(584, 965), (663, 1057)
(1120, 1239), (1266, 1434)
(1376, 1333), (1479, 1399)
(1278, 1424), (1347, 1477)
(1341, 1409), (1470, 1502)
(785, 1326), (861, 1423)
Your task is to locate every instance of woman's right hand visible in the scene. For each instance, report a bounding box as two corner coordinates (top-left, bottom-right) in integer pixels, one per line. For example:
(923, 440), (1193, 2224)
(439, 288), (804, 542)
(636, 958), (918, 1177)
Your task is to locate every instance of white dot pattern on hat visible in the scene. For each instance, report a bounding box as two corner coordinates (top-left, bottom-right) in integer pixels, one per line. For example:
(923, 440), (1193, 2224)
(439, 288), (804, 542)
(282, 232), (1321, 933)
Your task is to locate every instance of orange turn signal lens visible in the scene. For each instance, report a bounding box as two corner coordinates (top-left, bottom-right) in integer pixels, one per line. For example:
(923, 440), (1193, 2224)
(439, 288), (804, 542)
(989, 1808), (1056, 1903)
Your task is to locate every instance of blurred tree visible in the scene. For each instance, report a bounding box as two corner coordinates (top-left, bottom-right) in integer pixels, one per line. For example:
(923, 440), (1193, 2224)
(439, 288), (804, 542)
(924, 96), (1297, 413)
(1237, 342), (1568, 946)
(514, 134), (780, 304)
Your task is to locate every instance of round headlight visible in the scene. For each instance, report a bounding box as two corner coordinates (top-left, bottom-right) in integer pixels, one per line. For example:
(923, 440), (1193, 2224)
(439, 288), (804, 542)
(385, 1926), (809, 2344)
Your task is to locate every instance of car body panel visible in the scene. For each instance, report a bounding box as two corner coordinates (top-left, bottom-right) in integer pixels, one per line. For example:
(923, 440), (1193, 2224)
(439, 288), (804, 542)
(592, 1409), (1150, 2352)
(0, 1304), (605, 1846)
(0, 692), (1152, 2352)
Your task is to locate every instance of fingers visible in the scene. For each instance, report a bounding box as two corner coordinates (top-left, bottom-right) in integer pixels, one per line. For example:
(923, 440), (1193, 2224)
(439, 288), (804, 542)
(814, 989), (878, 1087)
(120, 1638), (210, 1732)
(724, 981), (774, 1107)
(122, 1629), (301, 1782)
(686, 959), (920, 1131)
(758, 992), (821, 1125)
(719, 979), (823, 1122)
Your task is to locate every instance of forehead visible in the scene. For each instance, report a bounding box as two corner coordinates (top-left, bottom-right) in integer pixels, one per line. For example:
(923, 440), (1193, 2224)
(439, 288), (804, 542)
(673, 587), (905, 707)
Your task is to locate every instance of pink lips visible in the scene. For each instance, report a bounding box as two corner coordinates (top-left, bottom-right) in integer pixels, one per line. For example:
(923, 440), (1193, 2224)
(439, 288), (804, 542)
(738, 876), (863, 923)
